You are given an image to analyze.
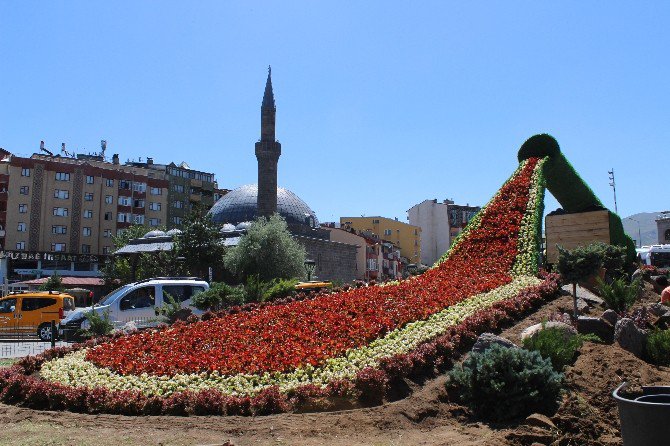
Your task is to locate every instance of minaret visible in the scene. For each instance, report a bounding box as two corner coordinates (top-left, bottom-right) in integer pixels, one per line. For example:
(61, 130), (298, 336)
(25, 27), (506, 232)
(255, 66), (282, 218)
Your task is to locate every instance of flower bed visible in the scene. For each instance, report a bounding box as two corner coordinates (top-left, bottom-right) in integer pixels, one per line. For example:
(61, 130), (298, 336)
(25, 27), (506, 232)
(0, 155), (560, 415)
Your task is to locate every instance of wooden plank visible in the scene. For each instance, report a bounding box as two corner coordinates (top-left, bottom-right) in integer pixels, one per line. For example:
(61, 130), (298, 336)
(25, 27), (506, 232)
(545, 210), (611, 264)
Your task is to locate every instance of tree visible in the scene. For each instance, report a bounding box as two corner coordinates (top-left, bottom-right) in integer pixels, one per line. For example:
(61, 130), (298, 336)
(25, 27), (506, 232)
(101, 225), (186, 290)
(224, 214), (306, 282)
(38, 272), (65, 292)
(174, 210), (226, 280)
(556, 245), (602, 318)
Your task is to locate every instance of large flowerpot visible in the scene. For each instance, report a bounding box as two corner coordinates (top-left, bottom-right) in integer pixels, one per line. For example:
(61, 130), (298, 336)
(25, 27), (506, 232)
(613, 382), (670, 445)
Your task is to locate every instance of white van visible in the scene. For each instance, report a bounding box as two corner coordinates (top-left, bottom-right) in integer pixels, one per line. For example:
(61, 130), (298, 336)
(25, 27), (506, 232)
(59, 277), (209, 341)
(637, 245), (670, 268)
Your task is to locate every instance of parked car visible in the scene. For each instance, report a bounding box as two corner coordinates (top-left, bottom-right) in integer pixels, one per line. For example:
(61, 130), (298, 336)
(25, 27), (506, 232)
(59, 277), (209, 342)
(0, 291), (76, 341)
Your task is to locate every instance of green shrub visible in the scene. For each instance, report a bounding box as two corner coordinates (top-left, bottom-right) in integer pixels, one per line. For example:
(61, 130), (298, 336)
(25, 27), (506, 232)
(447, 344), (563, 421)
(244, 275), (270, 302)
(589, 242), (627, 278)
(157, 293), (192, 324)
(38, 273), (65, 292)
(523, 325), (599, 371)
(262, 278), (298, 302)
(597, 276), (640, 313)
(82, 310), (114, 337)
(646, 329), (670, 366)
(191, 282), (246, 311)
(557, 244), (603, 317)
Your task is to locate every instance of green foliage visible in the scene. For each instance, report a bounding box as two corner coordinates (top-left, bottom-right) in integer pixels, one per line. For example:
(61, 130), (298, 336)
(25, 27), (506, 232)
(597, 276), (640, 312)
(447, 344), (563, 421)
(82, 310), (114, 337)
(224, 214), (306, 282)
(523, 325), (599, 371)
(607, 212), (638, 267)
(174, 211), (226, 280)
(244, 274), (271, 302)
(38, 273), (65, 292)
(517, 133), (561, 162)
(157, 293), (191, 324)
(589, 242), (627, 278)
(262, 278), (299, 302)
(542, 153), (604, 214)
(191, 282), (246, 311)
(646, 329), (670, 366)
(556, 244), (603, 285)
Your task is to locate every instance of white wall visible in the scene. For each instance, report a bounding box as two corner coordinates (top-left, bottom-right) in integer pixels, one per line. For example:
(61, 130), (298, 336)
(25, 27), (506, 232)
(407, 200), (451, 266)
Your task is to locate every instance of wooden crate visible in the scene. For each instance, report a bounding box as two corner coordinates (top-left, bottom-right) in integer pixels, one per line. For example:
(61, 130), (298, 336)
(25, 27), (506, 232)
(545, 210), (610, 264)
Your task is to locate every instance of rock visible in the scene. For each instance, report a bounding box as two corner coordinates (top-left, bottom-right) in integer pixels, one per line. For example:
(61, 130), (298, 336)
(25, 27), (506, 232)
(649, 302), (670, 317)
(562, 284), (605, 306)
(601, 309), (618, 327)
(472, 332), (517, 353)
(525, 413), (556, 430)
(614, 318), (647, 358)
(521, 321), (577, 342)
(577, 316), (613, 343)
(576, 298), (591, 314)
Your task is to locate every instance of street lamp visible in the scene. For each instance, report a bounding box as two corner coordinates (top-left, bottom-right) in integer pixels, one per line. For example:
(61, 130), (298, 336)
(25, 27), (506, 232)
(627, 217), (642, 248)
(304, 259), (316, 282)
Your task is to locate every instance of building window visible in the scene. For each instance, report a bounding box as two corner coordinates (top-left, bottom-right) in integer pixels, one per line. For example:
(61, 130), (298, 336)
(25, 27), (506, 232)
(133, 199), (145, 208)
(150, 187), (162, 195)
(118, 196), (131, 206)
(51, 243), (66, 252)
(102, 246), (111, 254)
(119, 180), (131, 190)
(19, 186), (29, 195)
(132, 182), (146, 193)
(83, 210), (93, 218)
(84, 192), (94, 201)
(17, 222), (27, 232)
(117, 212), (132, 223)
(82, 227), (91, 236)
(104, 212), (113, 221)
(383, 229), (392, 236)
(85, 175), (94, 184)
(103, 229), (112, 238)
(149, 218), (161, 226)
(105, 195), (113, 204)
(666, 229), (670, 241)
(372, 219), (380, 224)
(172, 216), (182, 225)
(105, 178), (114, 187)
(53, 207), (69, 216)
(149, 202), (161, 211)
(55, 172), (70, 181)
(19, 204), (27, 213)
(54, 189), (69, 199)
(81, 244), (91, 253)
(173, 184), (184, 193)
(173, 200), (184, 209)
(21, 168), (30, 177)
(52, 225), (67, 235)
(16, 241), (26, 250)
(133, 214), (145, 224)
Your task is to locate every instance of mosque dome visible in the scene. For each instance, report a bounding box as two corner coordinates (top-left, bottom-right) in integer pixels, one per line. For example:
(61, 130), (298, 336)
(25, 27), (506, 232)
(208, 184), (319, 228)
(143, 230), (166, 238)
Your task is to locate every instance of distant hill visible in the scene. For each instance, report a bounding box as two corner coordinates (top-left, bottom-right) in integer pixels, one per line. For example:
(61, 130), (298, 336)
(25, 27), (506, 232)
(622, 212), (661, 246)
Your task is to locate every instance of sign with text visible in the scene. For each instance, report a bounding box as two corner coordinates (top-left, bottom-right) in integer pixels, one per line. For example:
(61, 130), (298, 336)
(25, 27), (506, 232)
(1, 251), (108, 263)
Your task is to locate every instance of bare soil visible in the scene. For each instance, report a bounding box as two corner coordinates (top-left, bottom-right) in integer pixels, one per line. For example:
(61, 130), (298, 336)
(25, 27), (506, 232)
(1, 284), (667, 446)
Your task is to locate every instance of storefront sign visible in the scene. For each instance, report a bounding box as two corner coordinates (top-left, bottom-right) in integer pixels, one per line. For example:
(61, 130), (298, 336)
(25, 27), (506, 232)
(0, 251), (108, 263)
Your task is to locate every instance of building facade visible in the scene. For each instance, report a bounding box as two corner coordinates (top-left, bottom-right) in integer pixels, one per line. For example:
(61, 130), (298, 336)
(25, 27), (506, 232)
(125, 158), (225, 228)
(407, 198), (480, 266)
(0, 149), (168, 281)
(339, 216), (421, 264)
(657, 211), (670, 244)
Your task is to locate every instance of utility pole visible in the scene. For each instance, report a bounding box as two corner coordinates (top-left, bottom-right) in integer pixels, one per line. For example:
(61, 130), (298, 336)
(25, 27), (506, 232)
(608, 169), (618, 214)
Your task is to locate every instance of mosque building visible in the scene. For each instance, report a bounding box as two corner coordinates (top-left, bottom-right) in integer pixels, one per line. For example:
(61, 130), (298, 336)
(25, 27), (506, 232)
(208, 68), (359, 282)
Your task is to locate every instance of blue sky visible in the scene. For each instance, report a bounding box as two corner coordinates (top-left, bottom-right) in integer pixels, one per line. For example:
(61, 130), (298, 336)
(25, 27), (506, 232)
(1, 2), (667, 225)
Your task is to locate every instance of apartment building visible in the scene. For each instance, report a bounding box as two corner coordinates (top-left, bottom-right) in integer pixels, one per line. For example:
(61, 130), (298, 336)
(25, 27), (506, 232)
(0, 149), (168, 280)
(125, 159), (227, 228)
(407, 198), (480, 266)
(339, 216), (421, 264)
